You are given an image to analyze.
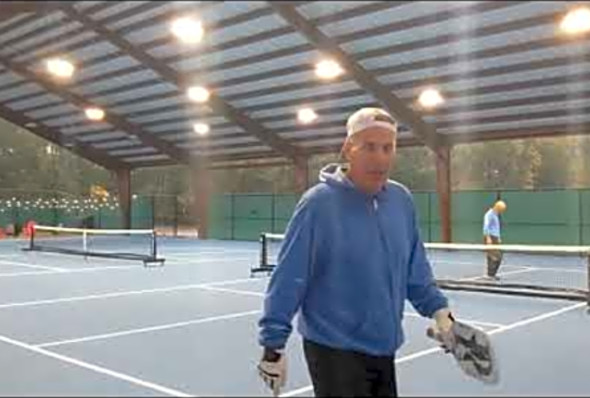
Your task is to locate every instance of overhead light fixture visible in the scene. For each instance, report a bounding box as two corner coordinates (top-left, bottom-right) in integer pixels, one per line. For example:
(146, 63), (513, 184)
(85, 107), (105, 121)
(193, 122), (210, 136)
(45, 145), (55, 155)
(297, 108), (318, 124)
(560, 7), (590, 35)
(45, 58), (75, 79)
(187, 86), (210, 103)
(170, 17), (204, 44)
(315, 59), (344, 80)
(418, 88), (444, 109)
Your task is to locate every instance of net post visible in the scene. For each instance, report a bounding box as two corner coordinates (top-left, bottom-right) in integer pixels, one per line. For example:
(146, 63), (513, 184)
(587, 253), (590, 309)
(260, 233), (267, 268)
(29, 224), (35, 251)
(271, 195), (276, 233)
(578, 189), (583, 246)
(82, 230), (87, 253)
(173, 196), (179, 237)
(250, 232), (269, 277)
(150, 195), (156, 231)
(230, 193), (235, 240)
(151, 230), (157, 260)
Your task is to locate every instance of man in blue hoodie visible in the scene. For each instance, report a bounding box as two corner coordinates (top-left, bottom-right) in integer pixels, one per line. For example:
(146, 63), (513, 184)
(257, 107), (455, 397)
(483, 200), (507, 280)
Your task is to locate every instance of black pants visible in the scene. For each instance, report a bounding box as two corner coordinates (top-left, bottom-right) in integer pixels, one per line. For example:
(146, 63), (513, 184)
(485, 236), (503, 277)
(303, 339), (397, 397)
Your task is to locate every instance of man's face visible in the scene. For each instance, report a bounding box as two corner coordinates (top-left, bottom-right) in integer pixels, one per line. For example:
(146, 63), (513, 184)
(343, 127), (396, 195)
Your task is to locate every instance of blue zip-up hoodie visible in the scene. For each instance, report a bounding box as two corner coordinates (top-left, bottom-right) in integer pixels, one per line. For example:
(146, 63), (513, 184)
(258, 164), (448, 356)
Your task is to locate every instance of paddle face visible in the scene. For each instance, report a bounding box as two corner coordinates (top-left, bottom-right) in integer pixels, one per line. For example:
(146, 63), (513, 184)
(427, 321), (499, 385)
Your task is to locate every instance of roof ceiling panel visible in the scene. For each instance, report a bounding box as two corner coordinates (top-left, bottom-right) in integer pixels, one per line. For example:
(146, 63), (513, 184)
(296, 1), (381, 20)
(74, 69), (161, 96)
(0, 71), (24, 87)
(0, 1), (586, 169)
(13, 31), (98, 64)
(129, 108), (213, 125)
(234, 85), (371, 112)
(0, 11), (65, 46)
(319, 2), (467, 38)
(439, 113), (590, 135)
(0, 82), (42, 102)
(160, 31), (306, 69)
(195, 50), (318, 86)
(338, 3), (564, 54)
(91, 1), (153, 21)
(92, 139), (140, 150)
(123, 153), (170, 163)
(76, 131), (128, 141)
(1, 21), (84, 57)
(108, 146), (157, 156)
(178, 135), (260, 149)
(5, 93), (63, 111)
(88, 82), (178, 105)
(110, 95), (186, 115)
(73, 1), (106, 11)
(193, 145), (272, 156)
(25, 103), (80, 119)
(122, 3), (277, 47)
(74, 56), (141, 82)
(101, 2), (195, 30)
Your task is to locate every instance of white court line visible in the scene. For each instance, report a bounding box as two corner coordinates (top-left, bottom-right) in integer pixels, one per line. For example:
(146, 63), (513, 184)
(198, 286), (506, 329)
(487, 302), (586, 335)
(165, 250), (258, 257)
(401, 312), (504, 328)
(280, 301), (586, 397)
(436, 260), (587, 274)
(0, 277), (257, 310)
(198, 286), (266, 297)
(0, 264), (140, 278)
(459, 267), (535, 281)
(435, 260), (530, 269)
(165, 256), (253, 263)
(0, 333), (193, 397)
(34, 287), (504, 348)
(0, 259), (65, 272)
(525, 268), (586, 274)
(36, 309), (261, 348)
(20, 252), (254, 266)
(0, 257), (255, 278)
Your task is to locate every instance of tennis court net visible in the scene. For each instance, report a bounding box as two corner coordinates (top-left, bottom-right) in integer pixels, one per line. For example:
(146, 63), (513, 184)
(24, 225), (165, 266)
(252, 233), (589, 305)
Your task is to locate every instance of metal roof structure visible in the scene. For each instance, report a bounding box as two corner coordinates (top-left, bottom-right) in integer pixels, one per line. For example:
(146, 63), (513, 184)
(0, 1), (589, 171)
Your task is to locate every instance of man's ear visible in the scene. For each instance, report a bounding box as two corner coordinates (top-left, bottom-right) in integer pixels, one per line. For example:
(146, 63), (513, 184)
(340, 137), (354, 162)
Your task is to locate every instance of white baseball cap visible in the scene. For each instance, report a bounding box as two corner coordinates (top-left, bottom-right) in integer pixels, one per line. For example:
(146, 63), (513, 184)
(346, 107), (397, 137)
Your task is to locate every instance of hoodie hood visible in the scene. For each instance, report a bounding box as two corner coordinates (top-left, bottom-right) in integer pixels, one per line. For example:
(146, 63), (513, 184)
(319, 163), (352, 187)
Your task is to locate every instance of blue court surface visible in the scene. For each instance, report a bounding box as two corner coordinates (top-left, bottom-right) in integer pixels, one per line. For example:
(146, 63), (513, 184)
(0, 237), (588, 396)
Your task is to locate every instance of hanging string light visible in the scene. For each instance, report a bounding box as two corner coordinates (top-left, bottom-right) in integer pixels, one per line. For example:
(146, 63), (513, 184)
(0, 195), (122, 215)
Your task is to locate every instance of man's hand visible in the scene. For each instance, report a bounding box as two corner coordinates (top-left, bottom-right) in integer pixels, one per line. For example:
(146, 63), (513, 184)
(432, 307), (455, 352)
(258, 347), (287, 396)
